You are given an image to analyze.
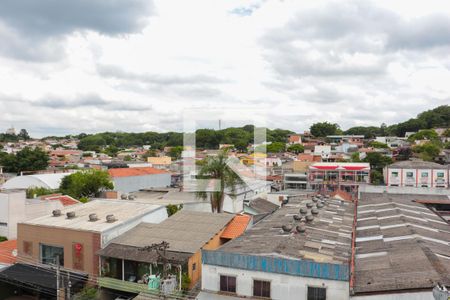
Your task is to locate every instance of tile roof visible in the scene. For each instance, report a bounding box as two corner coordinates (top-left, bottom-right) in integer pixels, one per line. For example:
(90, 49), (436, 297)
(389, 159), (446, 169)
(353, 192), (450, 294)
(221, 215), (251, 239)
(41, 194), (80, 206)
(108, 167), (169, 177)
(0, 240), (17, 265)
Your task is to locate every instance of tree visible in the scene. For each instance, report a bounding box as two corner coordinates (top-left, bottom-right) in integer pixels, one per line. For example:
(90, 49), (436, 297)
(73, 286), (99, 300)
(103, 145), (119, 157)
(412, 142), (441, 161)
(0, 147), (49, 173)
(363, 152), (393, 170)
(407, 129), (439, 142)
(310, 122), (341, 137)
(443, 128), (450, 137)
(287, 144), (305, 154)
(169, 146), (183, 160)
(166, 204), (183, 216)
(18, 129), (30, 140)
(26, 187), (55, 199)
(196, 150), (243, 213)
(368, 141), (389, 149)
(266, 142), (286, 153)
(60, 170), (113, 199)
(344, 126), (382, 138)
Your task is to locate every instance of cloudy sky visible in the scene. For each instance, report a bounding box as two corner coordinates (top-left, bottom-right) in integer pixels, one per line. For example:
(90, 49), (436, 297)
(0, 0), (449, 137)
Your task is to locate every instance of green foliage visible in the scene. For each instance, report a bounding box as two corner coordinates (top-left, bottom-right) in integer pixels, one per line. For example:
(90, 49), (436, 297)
(344, 126), (383, 138)
(363, 152), (393, 170)
(123, 155), (132, 161)
(169, 146), (184, 160)
(18, 129), (30, 140)
(407, 129), (439, 142)
(266, 142), (286, 153)
(142, 149), (157, 159)
(412, 142), (441, 161)
(443, 128), (450, 137)
(59, 169), (113, 199)
(351, 152), (361, 162)
(79, 197), (89, 203)
(196, 150), (243, 213)
(0, 147), (49, 173)
(73, 286), (99, 300)
(368, 141), (389, 149)
(310, 122), (341, 137)
(287, 144), (304, 154)
(181, 273), (191, 291)
(26, 187), (55, 199)
(0, 236), (7, 242)
(444, 142), (450, 149)
(370, 170), (384, 185)
(103, 145), (119, 157)
(166, 204), (183, 216)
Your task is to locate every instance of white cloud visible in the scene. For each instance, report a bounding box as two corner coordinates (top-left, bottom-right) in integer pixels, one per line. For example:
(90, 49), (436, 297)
(0, 0), (449, 137)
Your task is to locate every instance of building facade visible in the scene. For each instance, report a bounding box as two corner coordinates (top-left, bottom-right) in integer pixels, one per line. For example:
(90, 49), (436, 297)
(384, 160), (449, 188)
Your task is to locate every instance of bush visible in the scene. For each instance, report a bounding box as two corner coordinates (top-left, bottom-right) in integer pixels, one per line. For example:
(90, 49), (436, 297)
(26, 187), (56, 199)
(0, 236), (7, 242)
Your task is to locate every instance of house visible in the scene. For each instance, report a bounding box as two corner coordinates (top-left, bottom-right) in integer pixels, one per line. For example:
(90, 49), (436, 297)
(199, 193), (354, 300)
(288, 134), (302, 145)
(97, 211), (247, 296)
(147, 156), (172, 169)
(0, 240), (17, 270)
(308, 162), (370, 194)
(283, 172), (308, 190)
(327, 135), (364, 147)
(351, 192), (450, 299)
(0, 190), (64, 239)
(384, 160), (449, 188)
(108, 167), (171, 193)
(16, 200), (167, 279)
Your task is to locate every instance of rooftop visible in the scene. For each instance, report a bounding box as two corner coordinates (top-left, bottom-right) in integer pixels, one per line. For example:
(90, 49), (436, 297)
(104, 210), (235, 254)
(41, 194), (80, 206)
(218, 194), (354, 265)
(389, 159), (447, 169)
(247, 198), (279, 215)
(221, 215), (251, 239)
(353, 192), (450, 294)
(108, 167), (168, 178)
(0, 240), (17, 265)
(21, 199), (163, 233)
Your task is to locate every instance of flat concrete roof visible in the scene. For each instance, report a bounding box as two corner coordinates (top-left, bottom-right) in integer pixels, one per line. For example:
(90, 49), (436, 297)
(21, 199), (163, 233)
(218, 193), (354, 265)
(353, 192), (450, 294)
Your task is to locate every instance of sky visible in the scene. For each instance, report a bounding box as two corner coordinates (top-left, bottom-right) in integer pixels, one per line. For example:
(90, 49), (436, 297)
(0, 0), (450, 137)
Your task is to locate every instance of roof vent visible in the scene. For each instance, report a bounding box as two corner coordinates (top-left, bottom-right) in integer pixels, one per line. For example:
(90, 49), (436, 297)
(305, 215), (314, 222)
(296, 225), (306, 233)
(293, 214), (302, 221)
(106, 214), (117, 223)
(52, 210), (61, 217)
(299, 207), (308, 215)
(316, 202), (324, 209)
(120, 193), (128, 200)
(311, 208), (319, 215)
(89, 213), (98, 222)
(281, 224), (292, 233)
(306, 202), (313, 208)
(128, 195), (136, 200)
(312, 197), (318, 203)
(66, 211), (76, 219)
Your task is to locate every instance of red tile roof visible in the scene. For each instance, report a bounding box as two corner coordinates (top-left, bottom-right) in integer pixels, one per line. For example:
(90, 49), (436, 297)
(0, 240), (17, 265)
(42, 194), (80, 206)
(108, 167), (169, 178)
(221, 215), (251, 239)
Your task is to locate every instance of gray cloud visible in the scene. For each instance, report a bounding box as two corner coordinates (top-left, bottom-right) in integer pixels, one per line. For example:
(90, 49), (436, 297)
(0, 0), (154, 61)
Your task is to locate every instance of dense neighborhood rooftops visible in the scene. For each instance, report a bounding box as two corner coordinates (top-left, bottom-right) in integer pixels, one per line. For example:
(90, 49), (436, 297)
(108, 167), (169, 178)
(388, 159), (447, 169)
(217, 194), (354, 265)
(21, 199), (163, 232)
(102, 211), (235, 255)
(353, 192), (450, 294)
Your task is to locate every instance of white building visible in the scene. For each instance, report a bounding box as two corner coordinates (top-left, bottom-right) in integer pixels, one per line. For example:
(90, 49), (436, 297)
(1, 173), (70, 190)
(108, 167), (172, 193)
(200, 193), (353, 300)
(384, 160), (449, 188)
(0, 190), (64, 239)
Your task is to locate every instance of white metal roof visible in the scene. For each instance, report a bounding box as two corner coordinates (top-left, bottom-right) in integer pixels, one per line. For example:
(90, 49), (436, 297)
(1, 173), (70, 190)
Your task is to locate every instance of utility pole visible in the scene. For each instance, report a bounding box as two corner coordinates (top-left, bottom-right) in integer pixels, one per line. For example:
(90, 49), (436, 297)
(56, 255), (60, 300)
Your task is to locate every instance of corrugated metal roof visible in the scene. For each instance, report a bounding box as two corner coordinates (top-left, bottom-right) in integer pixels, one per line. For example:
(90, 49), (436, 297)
(108, 167), (169, 178)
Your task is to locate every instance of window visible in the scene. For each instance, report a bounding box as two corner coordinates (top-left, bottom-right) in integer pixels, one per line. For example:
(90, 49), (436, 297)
(253, 280), (270, 298)
(40, 244), (64, 266)
(192, 263), (196, 271)
(421, 172), (428, 178)
(391, 172), (398, 177)
(220, 275), (236, 293)
(307, 286), (326, 300)
(0, 222), (7, 227)
(406, 172), (414, 178)
(437, 172), (444, 178)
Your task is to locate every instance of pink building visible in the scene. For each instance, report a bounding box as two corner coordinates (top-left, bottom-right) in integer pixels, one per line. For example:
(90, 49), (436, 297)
(385, 160), (449, 188)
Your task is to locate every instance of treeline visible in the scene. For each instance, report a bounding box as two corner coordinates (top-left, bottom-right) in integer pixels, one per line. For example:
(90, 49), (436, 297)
(77, 126), (294, 151)
(0, 129), (31, 142)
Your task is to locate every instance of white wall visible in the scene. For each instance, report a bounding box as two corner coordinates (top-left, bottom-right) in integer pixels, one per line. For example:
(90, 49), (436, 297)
(113, 173), (171, 193)
(202, 264), (349, 300)
(351, 291), (433, 300)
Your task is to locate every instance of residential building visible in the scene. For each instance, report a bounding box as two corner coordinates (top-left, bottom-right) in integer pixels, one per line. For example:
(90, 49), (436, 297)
(108, 167), (171, 193)
(375, 136), (409, 148)
(16, 200), (167, 279)
(288, 134), (302, 145)
(384, 160), (449, 188)
(308, 162), (371, 194)
(284, 172), (308, 189)
(97, 211), (247, 296)
(0, 190), (64, 239)
(0, 240), (17, 270)
(327, 135), (364, 147)
(200, 193), (354, 300)
(352, 192), (450, 299)
(147, 156), (172, 169)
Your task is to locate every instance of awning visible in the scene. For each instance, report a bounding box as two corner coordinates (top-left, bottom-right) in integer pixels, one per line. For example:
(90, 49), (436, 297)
(311, 166), (338, 170)
(342, 166), (368, 171)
